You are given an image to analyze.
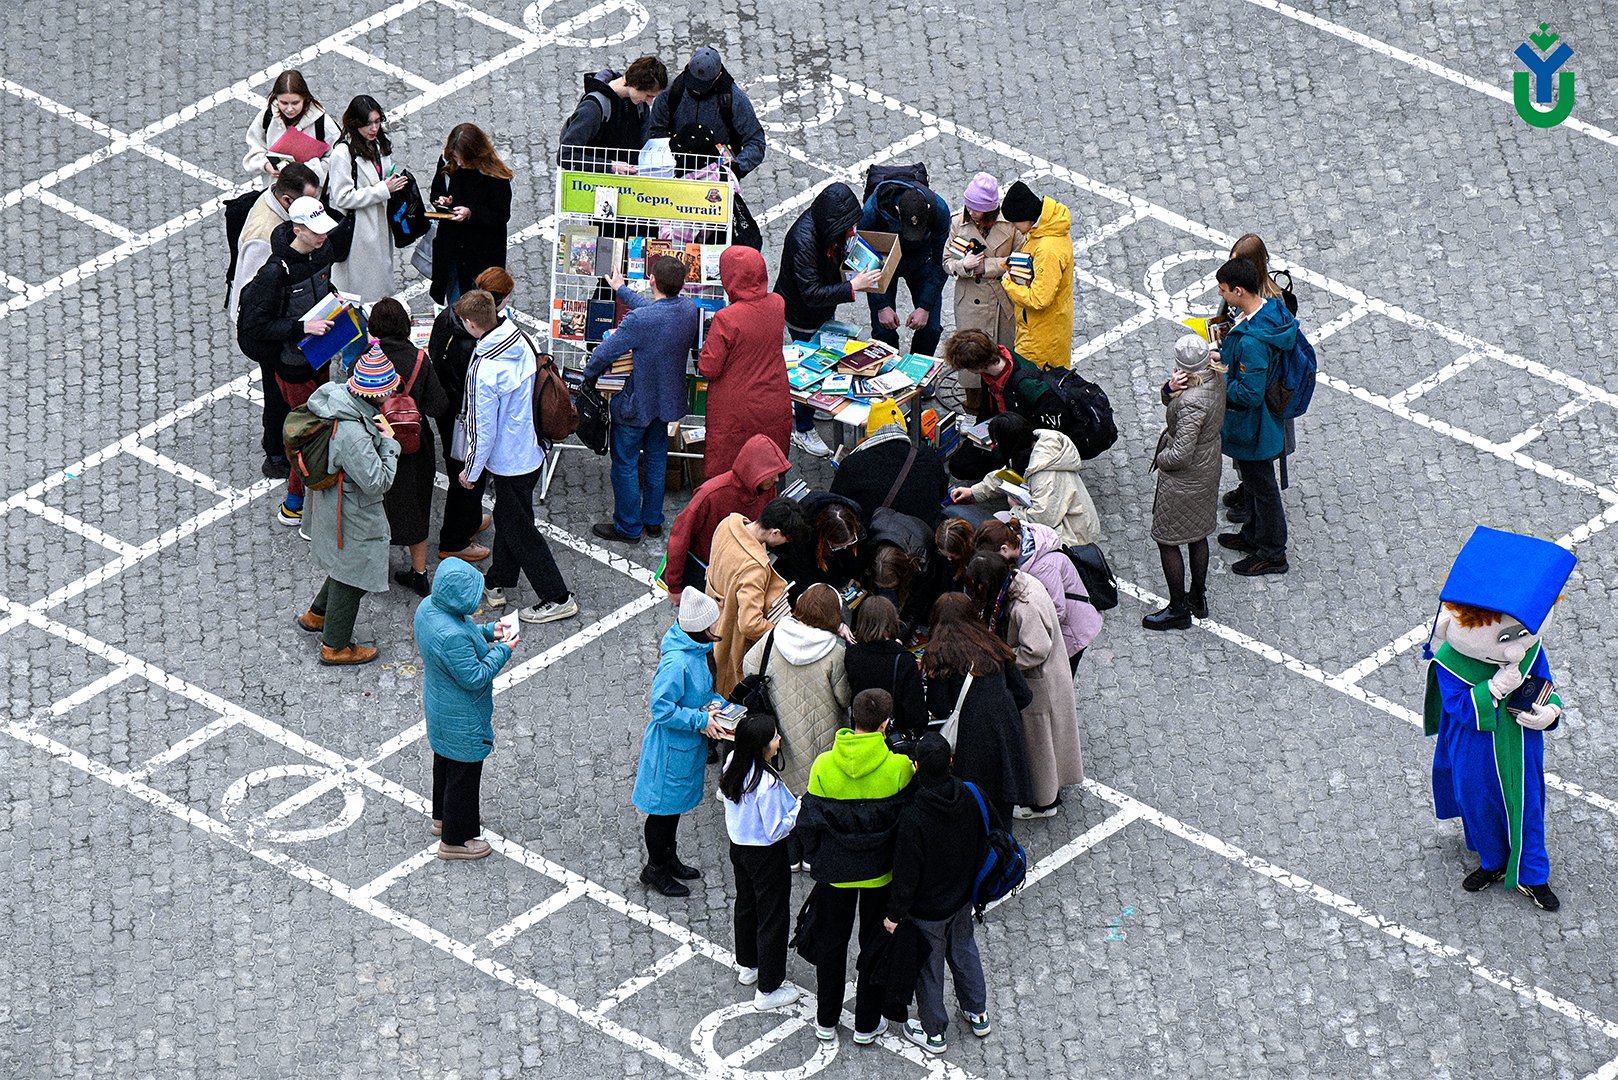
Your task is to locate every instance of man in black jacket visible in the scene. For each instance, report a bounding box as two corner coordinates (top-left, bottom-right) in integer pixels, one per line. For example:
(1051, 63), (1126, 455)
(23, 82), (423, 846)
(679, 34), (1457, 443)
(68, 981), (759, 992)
(237, 199), (340, 528)
(557, 57), (668, 172)
(773, 182), (880, 458)
(883, 733), (995, 1055)
(645, 48), (768, 178)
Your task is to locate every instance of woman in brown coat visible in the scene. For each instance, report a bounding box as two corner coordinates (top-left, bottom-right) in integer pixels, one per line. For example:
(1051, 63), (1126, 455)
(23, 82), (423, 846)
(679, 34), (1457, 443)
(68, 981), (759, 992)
(1144, 334), (1227, 630)
(704, 500), (801, 696)
(966, 552), (1082, 818)
(943, 174), (1019, 412)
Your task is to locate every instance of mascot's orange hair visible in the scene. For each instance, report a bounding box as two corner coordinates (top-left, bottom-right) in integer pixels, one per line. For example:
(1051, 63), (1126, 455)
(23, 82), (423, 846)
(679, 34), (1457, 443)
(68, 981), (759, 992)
(1443, 597), (1562, 630)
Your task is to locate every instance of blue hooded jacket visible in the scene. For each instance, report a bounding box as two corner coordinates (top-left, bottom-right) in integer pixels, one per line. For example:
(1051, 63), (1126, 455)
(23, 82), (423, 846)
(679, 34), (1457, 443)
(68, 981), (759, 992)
(632, 623), (724, 816)
(1220, 297), (1298, 461)
(414, 559), (513, 762)
(859, 180), (952, 316)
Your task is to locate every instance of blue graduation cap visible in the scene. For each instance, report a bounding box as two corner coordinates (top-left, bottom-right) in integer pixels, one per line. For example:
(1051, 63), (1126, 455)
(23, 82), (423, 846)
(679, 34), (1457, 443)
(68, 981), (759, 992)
(1438, 526), (1576, 633)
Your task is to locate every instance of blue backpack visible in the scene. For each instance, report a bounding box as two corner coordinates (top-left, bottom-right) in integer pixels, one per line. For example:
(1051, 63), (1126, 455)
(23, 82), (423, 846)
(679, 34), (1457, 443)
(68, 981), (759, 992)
(963, 781), (1027, 920)
(1264, 330), (1317, 420)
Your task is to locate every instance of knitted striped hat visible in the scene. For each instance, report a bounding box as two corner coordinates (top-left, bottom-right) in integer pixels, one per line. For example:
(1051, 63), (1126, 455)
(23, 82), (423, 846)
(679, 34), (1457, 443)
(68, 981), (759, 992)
(348, 342), (399, 398)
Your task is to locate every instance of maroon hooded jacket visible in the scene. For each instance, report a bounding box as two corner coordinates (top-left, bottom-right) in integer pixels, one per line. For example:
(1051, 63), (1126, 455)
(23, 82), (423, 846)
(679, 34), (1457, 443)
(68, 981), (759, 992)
(698, 246), (790, 476)
(662, 433), (790, 597)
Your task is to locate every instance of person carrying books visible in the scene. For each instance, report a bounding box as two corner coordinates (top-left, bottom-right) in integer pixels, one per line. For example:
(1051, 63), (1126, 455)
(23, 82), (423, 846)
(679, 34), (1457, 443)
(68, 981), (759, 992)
(943, 174), (1020, 413)
(235, 200), (342, 528)
(998, 181), (1075, 371)
(633, 589), (730, 897)
(456, 290), (578, 626)
(242, 70), (330, 189)
(860, 179), (951, 360)
(427, 124), (513, 307)
(705, 498), (804, 697)
(582, 255), (700, 543)
(773, 183), (881, 458)
(939, 328), (1071, 481)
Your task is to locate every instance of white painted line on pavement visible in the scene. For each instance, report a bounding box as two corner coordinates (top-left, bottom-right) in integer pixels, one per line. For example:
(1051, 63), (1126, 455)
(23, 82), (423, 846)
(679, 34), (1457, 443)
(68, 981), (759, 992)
(34, 190), (138, 243)
(1073, 208), (1147, 253)
(1583, 1052), (1618, 1080)
(1389, 349), (1486, 407)
(14, 497), (141, 558)
(1335, 623), (1434, 685)
(482, 881), (589, 950)
(1233, 0), (1618, 150)
(588, 944), (698, 1016)
(1306, 303), (1371, 344)
(122, 443), (238, 498)
(1000, 805), (1143, 902)
(1497, 395), (1595, 455)
(128, 712), (240, 782)
(1070, 307), (1157, 366)
(758, 126), (943, 226)
(24, 665), (140, 732)
(353, 843), (444, 901)
(1085, 777), (1618, 1041)
(328, 42), (440, 94)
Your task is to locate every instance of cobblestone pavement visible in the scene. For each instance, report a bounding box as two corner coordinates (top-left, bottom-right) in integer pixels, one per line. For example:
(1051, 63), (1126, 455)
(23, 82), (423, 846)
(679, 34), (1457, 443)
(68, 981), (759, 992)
(3, 1), (1617, 1077)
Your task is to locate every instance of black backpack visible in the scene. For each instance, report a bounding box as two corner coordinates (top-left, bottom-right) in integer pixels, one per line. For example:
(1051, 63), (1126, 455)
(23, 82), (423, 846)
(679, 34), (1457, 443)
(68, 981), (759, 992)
(387, 167), (429, 248)
(1061, 543), (1118, 612)
(664, 75), (740, 149)
(863, 163), (929, 201)
(726, 630), (776, 715)
(1040, 369), (1118, 460)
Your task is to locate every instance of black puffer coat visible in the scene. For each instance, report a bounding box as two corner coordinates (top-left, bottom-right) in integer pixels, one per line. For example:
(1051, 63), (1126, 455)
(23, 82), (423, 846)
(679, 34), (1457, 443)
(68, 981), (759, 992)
(773, 182), (862, 332)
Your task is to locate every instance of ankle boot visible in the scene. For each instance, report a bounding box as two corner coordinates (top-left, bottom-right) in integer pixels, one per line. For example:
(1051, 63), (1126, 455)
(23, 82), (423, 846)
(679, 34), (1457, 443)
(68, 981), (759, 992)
(1142, 595), (1193, 631)
(1187, 588), (1208, 620)
(640, 863), (690, 897)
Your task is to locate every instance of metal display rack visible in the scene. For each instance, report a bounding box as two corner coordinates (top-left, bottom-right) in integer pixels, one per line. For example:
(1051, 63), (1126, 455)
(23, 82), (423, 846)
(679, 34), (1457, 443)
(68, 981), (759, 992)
(540, 145), (735, 499)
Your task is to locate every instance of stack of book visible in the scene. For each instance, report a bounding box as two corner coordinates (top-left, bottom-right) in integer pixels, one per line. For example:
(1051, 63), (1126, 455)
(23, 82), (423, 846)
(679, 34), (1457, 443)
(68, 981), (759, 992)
(298, 292), (366, 369)
(945, 236), (985, 261)
(595, 354), (633, 393)
(844, 236), (883, 276)
(928, 409), (963, 459)
(1007, 252), (1034, 286)
(963, 419), (994, 447)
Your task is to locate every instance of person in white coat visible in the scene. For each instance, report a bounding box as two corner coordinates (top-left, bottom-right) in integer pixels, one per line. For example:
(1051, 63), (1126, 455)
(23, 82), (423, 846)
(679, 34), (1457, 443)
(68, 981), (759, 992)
(242, 70), (330, 189)
(326, 94), (408, 302)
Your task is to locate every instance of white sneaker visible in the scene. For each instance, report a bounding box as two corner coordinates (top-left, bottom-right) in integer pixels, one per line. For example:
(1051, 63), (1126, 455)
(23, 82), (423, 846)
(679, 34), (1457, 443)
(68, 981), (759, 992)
(754, 985), (800, 1011)
(903, 1019), (946, 1055)
(520, 596), (579, 624)
(814, 1023), (838, 1042)
(1013, 802), (1060, 820)
(852, 1017), (888, 1045)
(792, 428), (832, 458)
(737, 966), (759, 986)
(483, 587), (507, 609)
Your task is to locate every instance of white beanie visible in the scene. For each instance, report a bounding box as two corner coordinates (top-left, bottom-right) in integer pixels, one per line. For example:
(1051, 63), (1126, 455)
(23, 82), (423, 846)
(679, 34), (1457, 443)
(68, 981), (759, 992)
(1174, 333), (1211, 372)
(678, 588), (721, 634)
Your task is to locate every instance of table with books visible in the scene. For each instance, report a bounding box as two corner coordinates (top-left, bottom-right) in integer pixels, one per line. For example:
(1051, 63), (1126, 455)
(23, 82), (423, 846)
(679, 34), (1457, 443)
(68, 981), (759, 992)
(785, 336), (948, 446)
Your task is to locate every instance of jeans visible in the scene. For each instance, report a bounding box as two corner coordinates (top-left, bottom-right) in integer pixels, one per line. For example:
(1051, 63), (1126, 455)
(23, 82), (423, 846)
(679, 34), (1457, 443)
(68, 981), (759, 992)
(910, 905), (987, 1038)
(310, 576), (366, 650)
(431, 753), (484, 845)
(256, 359), (291, 460)
(486, 469), (569, 603)
(276, 375), (322, 498)
(812, 882), (891, 1032)
(731, 841), (792, 993)
(609, 421), (668, 538)
(868, 271), (943, 359)
(436, 416), (489, 552)
(1235, 456), (1287, 561)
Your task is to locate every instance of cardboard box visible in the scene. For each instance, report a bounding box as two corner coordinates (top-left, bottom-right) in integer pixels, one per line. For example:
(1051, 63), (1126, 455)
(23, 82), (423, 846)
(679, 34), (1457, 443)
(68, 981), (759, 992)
(848, 230), (903, 293)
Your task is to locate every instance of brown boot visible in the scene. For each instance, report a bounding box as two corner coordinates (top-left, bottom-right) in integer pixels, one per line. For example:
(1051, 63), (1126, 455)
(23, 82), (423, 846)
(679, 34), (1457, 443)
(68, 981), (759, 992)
(297, 609), (325, 633)
(320, 643), (379, 666)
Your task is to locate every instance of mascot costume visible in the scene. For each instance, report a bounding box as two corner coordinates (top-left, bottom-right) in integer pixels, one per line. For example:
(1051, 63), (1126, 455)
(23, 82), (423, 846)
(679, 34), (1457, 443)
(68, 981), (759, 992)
(1424, 526), (1574, 913)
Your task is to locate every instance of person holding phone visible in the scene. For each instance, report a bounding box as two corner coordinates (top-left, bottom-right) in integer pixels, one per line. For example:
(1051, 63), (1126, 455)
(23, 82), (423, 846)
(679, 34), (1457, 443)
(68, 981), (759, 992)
(296, 349), (402, 665)
(326, 95), (408, 303)
(414, 557), (519, 861)
(428, 124), (514, 306)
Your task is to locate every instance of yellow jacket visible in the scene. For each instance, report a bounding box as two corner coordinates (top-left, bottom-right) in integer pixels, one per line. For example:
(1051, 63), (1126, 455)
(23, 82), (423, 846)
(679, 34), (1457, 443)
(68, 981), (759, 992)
(1001, 196), (1074, 370)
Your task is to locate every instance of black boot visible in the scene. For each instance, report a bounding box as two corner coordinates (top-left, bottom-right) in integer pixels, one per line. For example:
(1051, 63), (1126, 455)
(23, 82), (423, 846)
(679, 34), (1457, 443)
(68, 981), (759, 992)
(1142, 593), (1192, 631)
(668, 857), (703, 881)
(1517, 882), (1561, 912)
(640, 863), (690, 897)
(1187, 588), (1208, 620)
(1222, 486), (1244, 510)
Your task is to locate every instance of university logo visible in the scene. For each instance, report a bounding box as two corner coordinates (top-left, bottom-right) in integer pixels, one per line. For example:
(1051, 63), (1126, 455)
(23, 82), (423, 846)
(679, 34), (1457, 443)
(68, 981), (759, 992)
(1514, 23), (1575, 128)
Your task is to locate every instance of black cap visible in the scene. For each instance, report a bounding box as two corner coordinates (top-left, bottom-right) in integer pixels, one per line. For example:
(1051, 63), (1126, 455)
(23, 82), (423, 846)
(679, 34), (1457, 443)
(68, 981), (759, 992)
(1000, 180), (1043, 223)
(897, 188), (932, 245)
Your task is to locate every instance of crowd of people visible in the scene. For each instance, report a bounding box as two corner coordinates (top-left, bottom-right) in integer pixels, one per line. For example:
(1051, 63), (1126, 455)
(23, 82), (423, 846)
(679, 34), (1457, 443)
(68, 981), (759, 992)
(228, 50), (1307, 1053)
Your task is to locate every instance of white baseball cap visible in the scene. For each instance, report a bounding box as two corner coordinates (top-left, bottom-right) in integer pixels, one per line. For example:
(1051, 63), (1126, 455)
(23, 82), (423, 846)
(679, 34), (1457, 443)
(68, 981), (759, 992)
(287, 196), (338, 234)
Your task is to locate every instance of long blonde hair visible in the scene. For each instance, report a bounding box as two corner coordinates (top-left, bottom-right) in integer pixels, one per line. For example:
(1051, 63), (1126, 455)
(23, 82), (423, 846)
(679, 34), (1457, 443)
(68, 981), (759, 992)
(1230, 233), (1282, 299)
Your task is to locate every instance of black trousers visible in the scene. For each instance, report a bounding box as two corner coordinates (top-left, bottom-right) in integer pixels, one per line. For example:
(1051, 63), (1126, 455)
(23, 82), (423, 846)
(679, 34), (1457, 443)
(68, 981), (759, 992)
(486, 469), (568, 603)
(644, 813), (681, 868)
(436, 416), (489, 552)
(731, 841), (792, 993)
(431, 753), (484, 845)
(813, 882), (891, 1032)
(257, 358), (291, 460)
(1235, 456), (1288, 561)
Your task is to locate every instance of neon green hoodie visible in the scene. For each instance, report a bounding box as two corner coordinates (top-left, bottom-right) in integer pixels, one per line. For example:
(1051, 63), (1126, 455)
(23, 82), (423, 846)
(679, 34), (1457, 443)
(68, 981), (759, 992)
(807, 728), (916, 887)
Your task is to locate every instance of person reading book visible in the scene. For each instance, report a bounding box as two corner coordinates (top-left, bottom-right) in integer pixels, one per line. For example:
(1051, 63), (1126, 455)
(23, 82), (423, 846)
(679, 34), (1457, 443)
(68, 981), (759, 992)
(944, 174), (1020, 412)
(582, 255), (700, 543)
(946, 413), (1100, 546)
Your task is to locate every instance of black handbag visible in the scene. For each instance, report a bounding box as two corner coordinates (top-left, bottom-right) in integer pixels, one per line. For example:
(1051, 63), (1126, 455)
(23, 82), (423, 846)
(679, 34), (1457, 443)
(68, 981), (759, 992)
(729, 189), (763, 251)
(1062, 542), (1118, 612)
(789, 884), (832, 965)
(573, 383), (611, 455)
(387, 168), (429, 248)
(726, 630), (775, 715)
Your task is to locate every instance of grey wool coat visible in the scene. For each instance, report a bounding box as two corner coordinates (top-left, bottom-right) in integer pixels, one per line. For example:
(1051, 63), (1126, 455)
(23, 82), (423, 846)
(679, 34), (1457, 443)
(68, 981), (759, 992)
(1150, 371), (1226, 546)
(305, 382), (401, 593)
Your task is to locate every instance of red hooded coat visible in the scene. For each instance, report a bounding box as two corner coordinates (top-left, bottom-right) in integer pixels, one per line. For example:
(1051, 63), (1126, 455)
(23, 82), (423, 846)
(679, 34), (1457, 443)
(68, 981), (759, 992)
(698, 246), (790, 476)
(661, 433), (790, 597)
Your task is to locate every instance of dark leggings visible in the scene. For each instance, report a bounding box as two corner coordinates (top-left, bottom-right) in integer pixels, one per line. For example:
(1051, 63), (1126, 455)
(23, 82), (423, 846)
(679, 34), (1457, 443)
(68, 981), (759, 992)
(644, 813), (680, 868)
(1156, 538), (1209, 600)
(310, 577), (366, 649)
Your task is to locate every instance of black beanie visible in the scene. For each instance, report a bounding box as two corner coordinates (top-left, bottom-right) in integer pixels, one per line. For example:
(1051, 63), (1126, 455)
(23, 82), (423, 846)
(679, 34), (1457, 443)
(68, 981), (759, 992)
(1001, 180), (1042, 223)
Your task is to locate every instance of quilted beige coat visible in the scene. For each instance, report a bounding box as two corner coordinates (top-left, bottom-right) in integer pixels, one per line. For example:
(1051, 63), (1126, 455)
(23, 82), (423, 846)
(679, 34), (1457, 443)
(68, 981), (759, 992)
(743, 617), (852, 794)
(1002, 569), (1084, 807)
(1150, 371), (1227, 546)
